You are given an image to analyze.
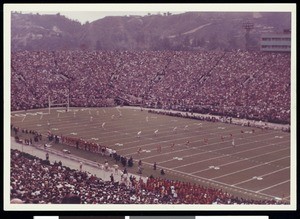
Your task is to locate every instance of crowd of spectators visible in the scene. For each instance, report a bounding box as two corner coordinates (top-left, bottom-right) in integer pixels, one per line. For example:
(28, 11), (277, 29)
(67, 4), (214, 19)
(11, 50), (290, 124)
(11, 149), (286, 204)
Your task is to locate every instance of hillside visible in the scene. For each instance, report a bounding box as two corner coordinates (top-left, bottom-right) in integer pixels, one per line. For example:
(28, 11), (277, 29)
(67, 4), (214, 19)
(11, 11), (291, 51)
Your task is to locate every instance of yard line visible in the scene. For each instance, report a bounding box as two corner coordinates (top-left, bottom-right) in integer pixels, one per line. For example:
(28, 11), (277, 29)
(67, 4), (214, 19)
(283, 195), (290, 199)
(25, 108), (284, 150)
(190, 147), (289, 174)
(233, 166), (290, 186)
(32, 109), (239, 144)
(42, 107), (266, 141)
(123, 131), (276, 157)
(113, 122), (268, 147)
(256, 179), (290, 193)
(169, 139), (289, 169)
(120, 125), (245, 154)
(55, 113), (226, 141)
(212, 156), (290, 180)
(67, 117), (240, 143)
(122, 129), (278, 156)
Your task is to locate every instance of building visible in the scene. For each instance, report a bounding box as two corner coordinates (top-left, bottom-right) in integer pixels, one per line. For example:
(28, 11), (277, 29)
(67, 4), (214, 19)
(260, 29), (291, 52)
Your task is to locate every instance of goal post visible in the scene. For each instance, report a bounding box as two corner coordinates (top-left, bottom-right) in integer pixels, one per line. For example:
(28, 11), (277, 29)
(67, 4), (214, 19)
(48, 94), (69, 114)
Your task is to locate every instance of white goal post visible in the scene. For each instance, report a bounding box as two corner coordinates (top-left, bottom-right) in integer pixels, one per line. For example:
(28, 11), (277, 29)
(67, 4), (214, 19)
(48, 94), (69, 114)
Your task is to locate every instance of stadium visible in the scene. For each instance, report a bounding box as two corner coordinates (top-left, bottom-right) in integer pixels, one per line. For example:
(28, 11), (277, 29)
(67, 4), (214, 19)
(8, 9), (293, 206)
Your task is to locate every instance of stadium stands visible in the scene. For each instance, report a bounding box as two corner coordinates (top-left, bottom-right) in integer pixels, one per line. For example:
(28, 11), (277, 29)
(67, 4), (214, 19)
(11, 50), (290, 124)
(10, 149), (284, 204)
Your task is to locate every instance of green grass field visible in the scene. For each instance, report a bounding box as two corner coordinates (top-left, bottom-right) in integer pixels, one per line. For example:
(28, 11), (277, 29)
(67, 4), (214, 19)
(11, 107), (291, 202)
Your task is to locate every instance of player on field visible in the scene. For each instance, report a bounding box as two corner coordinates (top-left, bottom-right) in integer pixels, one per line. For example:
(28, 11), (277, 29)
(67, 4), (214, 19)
(232, 138), (235, 148)
(221, 136), (225, 142)
(157, 144), (162, 153)
(185, 140), (190, 148)
(137, 131), (141, 138)
(137, 147), (142, 156)
(171, 143), (175, 151)
(204, 138), (208, 144)
(153, 162), (157, 170)
(173, 127), (177, 133)
(138, 159), (142, 167)
(240, 130), (244, 138)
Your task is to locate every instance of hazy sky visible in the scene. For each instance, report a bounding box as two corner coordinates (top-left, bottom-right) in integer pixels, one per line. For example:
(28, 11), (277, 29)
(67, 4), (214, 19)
(23, 11), (183, 24)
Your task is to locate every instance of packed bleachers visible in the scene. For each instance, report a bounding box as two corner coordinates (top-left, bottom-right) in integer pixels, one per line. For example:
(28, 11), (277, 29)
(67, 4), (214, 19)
(10, 149), (284, 204)
(11, 50), (290, 123)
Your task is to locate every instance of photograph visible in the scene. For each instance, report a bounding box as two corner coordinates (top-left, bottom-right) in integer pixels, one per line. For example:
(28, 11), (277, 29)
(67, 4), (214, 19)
(3, 3), (296, 211)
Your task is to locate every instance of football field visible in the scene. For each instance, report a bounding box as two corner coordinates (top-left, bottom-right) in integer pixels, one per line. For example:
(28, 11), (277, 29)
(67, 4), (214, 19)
(10, 107), (290, 203)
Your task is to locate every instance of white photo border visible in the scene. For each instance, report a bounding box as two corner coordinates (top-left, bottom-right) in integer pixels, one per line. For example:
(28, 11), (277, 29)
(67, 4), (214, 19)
(3, 3), (297, 211)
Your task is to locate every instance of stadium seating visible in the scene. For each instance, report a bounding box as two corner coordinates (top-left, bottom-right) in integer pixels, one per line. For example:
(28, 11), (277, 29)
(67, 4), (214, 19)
(10, 149), (284, 204)
(11, 50), (290, 124)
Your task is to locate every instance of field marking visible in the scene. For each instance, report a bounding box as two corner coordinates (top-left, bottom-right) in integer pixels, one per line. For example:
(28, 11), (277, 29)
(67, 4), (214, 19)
(42, 115), (200, 139)
(121, 128), (278, 156)
(190, 147), (289, 174)
(172, 140), (288, 170)
(23, 108), (286, 152)
(282, 195), (290, 200)
(145, 138), (288, 166)
(25, 112), (37, 116)
(11, 108), (289, 163)
(31, 108), (260, 141)
(11, 107), (291, 200)
(22, 115), (26, 122)
(14, 114), (26, 117)
(52, 114), (231, 142)
(140, 134), (277, 162)
(234, 166), (290, 186)
(256, 179), (290, 193)
(120, 126), (244, 154)
(212, 156), (290, 180)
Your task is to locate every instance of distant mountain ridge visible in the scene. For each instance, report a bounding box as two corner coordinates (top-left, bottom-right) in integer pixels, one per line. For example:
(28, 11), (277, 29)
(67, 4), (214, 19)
(11, 11), (291, 51)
